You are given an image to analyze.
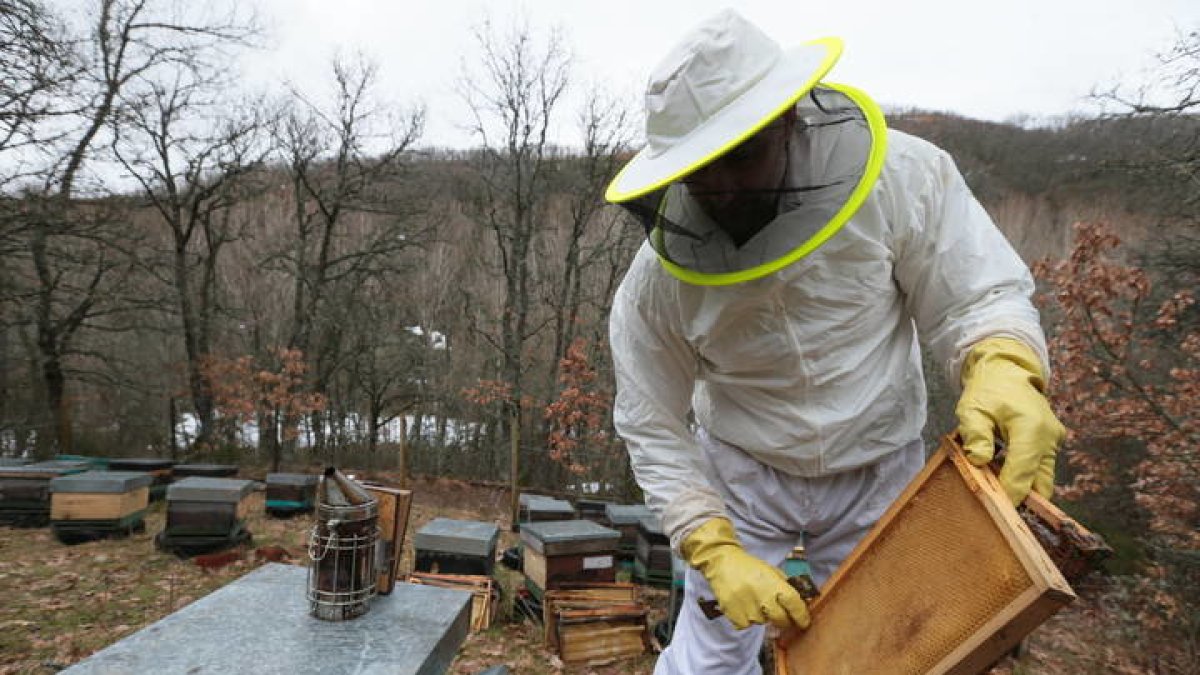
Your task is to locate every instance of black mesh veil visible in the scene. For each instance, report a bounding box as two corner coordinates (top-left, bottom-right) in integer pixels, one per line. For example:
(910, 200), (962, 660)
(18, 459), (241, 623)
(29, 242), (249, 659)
(617, 85), (880, 284)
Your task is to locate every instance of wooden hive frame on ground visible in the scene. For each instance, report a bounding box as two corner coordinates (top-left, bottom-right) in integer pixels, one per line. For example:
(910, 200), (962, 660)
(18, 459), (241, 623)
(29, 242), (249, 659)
(407, 571), (498, 632)
(542, 582), (649, 665)
(774, 435), (1076, 675)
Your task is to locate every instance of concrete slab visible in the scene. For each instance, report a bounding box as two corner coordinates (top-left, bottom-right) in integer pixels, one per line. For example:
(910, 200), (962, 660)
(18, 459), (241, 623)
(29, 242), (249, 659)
(61, 563), (472, 675)
(414, 517), (499, 557)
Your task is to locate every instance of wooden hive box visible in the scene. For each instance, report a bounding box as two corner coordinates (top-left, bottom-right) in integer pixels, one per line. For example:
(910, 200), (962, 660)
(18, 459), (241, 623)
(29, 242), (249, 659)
(0, 460), (91, 524)
(519, 495), (576, 529)
(50, 471), (152, 521)
(108, 458), (175, 500)
(265, 472), (320, 516)
(414, 517), (499, 577)
(603, 504), (654, 558)
(775, 436), (1076, 675)
(163, 477), (255, 536)
(521, 520), (621, 596)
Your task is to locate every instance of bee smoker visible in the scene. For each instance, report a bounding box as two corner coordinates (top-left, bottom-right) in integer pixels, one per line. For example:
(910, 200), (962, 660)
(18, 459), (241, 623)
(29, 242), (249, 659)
(307, 467), (379, 621)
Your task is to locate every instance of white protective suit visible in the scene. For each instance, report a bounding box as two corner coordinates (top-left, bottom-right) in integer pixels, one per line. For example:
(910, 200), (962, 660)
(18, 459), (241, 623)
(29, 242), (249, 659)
(609, 125), (1050, 553)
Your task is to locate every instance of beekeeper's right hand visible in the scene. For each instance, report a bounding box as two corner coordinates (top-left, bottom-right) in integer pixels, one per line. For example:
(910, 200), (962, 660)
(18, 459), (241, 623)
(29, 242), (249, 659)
(682, 517), (811, 631)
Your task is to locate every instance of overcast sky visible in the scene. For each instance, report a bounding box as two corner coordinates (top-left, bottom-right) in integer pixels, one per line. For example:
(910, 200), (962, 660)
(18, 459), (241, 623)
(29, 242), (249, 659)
(173, 1), (1200, 149)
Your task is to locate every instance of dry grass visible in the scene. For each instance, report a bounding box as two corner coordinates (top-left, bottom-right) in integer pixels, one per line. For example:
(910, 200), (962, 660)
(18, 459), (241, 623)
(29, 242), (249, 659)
(0, 474), (1185, 674)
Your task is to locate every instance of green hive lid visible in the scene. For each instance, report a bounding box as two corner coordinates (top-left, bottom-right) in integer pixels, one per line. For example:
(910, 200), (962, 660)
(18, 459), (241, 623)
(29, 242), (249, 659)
(51, 470), (154, 493)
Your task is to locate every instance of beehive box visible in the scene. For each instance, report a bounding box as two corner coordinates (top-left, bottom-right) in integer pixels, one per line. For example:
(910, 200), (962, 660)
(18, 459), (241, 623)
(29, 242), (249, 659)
(264, 473), (320, 516)
(157, 477), (255, 554)
(0, 460), (91, 525)
(634, 515), (674, 587)
(604, 504), (654, 558)
(521, 520), (621, 596)
(520, 496), (576, 528)
(173, 463), (239, 478)
(108, 458), (175, 500)
(574, 498), (615, 524)
(414, 517), (499, 576)
(50, 471), (152, 541)
(774, 436), (1076, 675)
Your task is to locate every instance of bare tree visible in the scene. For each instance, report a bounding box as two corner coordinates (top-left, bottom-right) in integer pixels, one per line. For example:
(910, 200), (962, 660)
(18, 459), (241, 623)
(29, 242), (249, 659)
(110, 72), (272, 451)
(543, 83), (634, 389)
(457, 16), (570, 461)
(270, 53), (425, 457)
(3, 0), (258, 454)
(1092, 27), (1200, 278)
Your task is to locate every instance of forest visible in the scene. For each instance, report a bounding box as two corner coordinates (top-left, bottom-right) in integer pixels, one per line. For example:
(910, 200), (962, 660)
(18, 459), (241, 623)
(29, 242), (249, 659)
(1, 2), (1196, 669)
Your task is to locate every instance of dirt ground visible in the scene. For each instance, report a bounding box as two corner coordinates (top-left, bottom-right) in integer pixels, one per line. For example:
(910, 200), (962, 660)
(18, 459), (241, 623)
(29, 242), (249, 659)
(0, 473), (1185, 674)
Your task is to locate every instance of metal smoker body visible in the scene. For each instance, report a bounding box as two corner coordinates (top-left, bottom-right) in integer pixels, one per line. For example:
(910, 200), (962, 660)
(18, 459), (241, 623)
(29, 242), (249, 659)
(307, 468), (379, 621)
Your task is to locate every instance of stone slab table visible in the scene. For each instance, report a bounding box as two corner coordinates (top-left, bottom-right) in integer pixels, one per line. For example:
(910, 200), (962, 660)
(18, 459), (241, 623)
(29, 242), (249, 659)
(61, 563), (472, 675)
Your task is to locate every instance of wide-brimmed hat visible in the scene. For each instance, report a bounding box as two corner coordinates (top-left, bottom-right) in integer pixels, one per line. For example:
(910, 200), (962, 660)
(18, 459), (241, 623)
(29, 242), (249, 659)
(605, 10), (842, 203)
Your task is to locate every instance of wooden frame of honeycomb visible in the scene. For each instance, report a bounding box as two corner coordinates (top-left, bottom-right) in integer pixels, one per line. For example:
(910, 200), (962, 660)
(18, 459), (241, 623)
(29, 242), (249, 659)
(774, 435), (1076, 675)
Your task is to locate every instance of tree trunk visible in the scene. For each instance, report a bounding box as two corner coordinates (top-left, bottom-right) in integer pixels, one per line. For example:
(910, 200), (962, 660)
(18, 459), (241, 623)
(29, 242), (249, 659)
(40, 351), (70, 456)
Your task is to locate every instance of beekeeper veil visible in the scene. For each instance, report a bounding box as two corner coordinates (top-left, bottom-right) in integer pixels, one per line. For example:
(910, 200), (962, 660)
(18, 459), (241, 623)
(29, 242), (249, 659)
(605, 10), (887, 286)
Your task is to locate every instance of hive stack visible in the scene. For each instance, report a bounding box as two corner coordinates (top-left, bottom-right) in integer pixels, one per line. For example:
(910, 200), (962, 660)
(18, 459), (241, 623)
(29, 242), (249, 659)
(0, 459), (91, 526)
(264, 473), (320, 517)
(156, 477), (256, 555)
(603, 504), (653, 560)
(542, 583), (650, 666)
(634, 514), (675, 588)
(521, 520), (621, 600)
(50, 471), (152, 543)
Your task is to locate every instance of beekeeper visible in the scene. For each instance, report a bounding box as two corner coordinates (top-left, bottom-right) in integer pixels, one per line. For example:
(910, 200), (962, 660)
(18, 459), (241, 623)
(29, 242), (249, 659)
(606, 9), (1066, 675)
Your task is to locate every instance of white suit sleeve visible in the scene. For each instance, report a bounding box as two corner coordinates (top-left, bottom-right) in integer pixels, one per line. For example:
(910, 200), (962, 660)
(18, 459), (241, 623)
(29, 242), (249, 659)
(609, 249), (727, 551)
(890, 136), (1050, 385)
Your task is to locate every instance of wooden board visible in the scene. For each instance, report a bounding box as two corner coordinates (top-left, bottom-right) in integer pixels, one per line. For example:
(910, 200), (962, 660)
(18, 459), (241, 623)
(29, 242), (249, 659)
(364, 483), (413, 595)
(51, 486), (149, 521)
(542, 583), (648, 664)
(775, 435), (1076, 675)
(542, 583), (639, 648)
(407, 571), (497, 632)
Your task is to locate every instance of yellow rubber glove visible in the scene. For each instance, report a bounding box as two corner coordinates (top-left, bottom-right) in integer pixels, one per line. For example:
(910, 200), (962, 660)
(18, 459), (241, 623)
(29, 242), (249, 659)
(956, 337), (1067, 506)
(681, 517), (810, 631)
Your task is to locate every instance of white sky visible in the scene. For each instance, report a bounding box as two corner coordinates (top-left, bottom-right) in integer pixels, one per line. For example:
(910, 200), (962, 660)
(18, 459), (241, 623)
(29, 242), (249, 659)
(98, 0), (1200, 150)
